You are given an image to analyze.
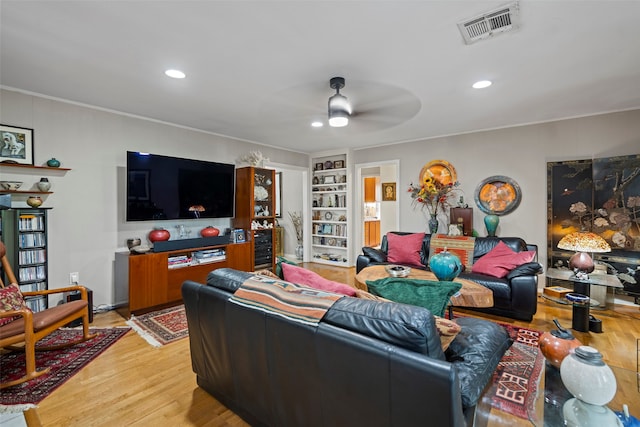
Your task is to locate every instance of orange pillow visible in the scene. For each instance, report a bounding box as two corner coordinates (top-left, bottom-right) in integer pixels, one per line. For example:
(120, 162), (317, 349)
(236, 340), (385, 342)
(0, 284), (30, 326)
(428, 234), (476, 272)
(386, 233), (425, 267)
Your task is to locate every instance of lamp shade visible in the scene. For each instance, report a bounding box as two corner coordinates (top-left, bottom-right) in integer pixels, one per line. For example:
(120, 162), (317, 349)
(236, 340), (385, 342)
(557, 231), (611, 253)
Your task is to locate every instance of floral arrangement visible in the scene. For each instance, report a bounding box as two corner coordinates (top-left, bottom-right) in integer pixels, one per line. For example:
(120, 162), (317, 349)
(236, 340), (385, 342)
(288, 211), (303, 243)
(408, 177), (461, 216)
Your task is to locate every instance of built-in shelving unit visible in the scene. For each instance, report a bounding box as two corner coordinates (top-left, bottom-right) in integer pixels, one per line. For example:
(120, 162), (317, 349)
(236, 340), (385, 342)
(310, 151), (351, 266)
(0, 208), (50, 311)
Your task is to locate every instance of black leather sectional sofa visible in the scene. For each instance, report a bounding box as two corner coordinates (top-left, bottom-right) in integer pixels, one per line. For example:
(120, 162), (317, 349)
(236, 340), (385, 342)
(356, 232), (542, 321)
(182, 268), (513, 427)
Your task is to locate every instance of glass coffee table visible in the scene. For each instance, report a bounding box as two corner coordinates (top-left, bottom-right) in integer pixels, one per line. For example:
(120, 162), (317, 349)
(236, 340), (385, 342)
(543, 361), (638, 426)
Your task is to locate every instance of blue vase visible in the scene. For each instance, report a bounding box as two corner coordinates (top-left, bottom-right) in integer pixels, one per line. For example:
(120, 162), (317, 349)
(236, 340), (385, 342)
(46, 158), (61, 168)
(429, 250), (462, 281)
(428, 214), (438, 235)
(484, 214), (499, 237)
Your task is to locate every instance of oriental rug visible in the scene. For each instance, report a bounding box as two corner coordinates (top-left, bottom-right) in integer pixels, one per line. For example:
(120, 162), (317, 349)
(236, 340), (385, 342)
(483, 322), (544, 422)
(0, 327), (130, 405)
(126, 305), (188, 347)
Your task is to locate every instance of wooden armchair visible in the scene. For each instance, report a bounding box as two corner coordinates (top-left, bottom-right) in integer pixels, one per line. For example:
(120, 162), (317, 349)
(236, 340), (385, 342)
(0, 241), (96, 389)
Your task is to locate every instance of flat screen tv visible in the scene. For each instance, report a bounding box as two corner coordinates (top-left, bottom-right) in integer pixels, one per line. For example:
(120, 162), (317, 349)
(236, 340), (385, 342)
(126, 151), (235, 221)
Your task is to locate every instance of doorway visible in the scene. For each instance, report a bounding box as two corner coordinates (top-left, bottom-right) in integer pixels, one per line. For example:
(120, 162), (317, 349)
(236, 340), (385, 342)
(353, 160), (400, 260)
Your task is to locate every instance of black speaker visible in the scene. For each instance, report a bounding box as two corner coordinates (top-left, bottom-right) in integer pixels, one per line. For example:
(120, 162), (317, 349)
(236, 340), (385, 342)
(65, 288), (93, 326)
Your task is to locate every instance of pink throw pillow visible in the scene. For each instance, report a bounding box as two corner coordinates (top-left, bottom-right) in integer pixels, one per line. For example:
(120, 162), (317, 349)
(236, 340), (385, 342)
(471, 241), (536, 278)
(386, 233), (425, 268)
(281, 262), (356, 296)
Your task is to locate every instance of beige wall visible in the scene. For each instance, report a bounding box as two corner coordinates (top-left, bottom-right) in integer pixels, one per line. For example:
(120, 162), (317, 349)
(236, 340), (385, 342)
(1, 89), (308, 306)
(352, 109), (640, 269)
(2, 87), (639, 306)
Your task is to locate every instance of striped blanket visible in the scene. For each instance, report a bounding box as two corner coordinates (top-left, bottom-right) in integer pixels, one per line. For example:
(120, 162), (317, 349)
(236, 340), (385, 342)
(229, 275), (343, 325)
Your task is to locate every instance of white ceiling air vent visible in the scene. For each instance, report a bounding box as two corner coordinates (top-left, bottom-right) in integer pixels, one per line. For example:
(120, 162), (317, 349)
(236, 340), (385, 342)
(457, 2), (520, 45)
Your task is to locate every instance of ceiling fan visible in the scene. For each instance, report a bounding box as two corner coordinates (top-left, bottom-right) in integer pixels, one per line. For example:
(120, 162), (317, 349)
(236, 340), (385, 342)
(258, 77), (422, 134)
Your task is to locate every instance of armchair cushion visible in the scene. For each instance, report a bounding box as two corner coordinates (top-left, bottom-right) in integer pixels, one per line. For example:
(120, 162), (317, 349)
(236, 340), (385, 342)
(0, 284), (30, 326)
(471, 241), (536, 278)
(386, 232), (425, 267)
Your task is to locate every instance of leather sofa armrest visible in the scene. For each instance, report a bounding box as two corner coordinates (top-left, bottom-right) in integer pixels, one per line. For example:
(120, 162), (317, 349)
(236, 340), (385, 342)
(356, 247), (388, 273)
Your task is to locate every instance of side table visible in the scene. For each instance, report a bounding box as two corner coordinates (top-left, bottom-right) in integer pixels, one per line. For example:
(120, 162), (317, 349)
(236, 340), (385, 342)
(546, 268), (622, 332)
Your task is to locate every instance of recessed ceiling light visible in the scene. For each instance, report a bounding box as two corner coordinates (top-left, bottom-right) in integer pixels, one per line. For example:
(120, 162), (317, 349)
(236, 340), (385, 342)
(165, 69), (186, 79)
(311, 121), (323, 128)
(472, 80), (492, 89)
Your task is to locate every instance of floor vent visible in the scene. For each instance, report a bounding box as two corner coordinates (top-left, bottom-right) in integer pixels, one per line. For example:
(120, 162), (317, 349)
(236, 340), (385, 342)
(457, 2), (520, 45)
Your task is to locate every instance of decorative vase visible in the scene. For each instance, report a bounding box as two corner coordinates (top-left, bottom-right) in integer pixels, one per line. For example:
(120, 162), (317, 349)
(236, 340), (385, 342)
(37, 178), (51, 192)
(484, 214), (499, 237)
(201, 226), (220, 237)
(560, 346), (617, 406)
(46, 158), (61, 168)
(428, 214), (439, 235)
(26, 196), (43, 208)
(295, 243), (304, 260)
(148, 227), (170, 243)
(428, 249), (463, 281)
(539, 319), (582, 369)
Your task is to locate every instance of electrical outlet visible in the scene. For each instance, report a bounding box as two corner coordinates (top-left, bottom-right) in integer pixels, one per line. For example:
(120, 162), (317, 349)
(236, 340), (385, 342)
(70, 272), (79, 284)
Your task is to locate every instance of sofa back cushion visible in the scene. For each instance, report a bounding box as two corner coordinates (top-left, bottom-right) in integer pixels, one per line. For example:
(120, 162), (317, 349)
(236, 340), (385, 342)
(471, 241), (536, 278)
(472, 237), (528, 261)
(323, 297), (446, 360)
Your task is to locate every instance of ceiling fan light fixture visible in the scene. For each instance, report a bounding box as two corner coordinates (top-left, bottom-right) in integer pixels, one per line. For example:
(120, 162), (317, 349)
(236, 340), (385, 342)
(328, 77), (351, 127)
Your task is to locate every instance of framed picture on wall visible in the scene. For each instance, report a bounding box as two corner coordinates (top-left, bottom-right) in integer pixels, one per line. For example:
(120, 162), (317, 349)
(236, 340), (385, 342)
(382, 182), (396, 201)
(0, 124), (34, 165)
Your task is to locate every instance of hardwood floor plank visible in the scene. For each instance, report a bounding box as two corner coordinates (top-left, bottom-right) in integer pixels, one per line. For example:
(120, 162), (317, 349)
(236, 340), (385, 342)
(27, 264), (640, 426)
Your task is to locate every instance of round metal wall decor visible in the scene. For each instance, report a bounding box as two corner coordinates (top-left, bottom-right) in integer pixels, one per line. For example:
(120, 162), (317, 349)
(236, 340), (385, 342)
(474, 175), (521, 215)
(419, 160), (457, 186)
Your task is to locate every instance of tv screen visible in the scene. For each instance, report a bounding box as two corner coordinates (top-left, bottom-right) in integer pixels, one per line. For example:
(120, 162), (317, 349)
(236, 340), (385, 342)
(126, 151), (235, 221)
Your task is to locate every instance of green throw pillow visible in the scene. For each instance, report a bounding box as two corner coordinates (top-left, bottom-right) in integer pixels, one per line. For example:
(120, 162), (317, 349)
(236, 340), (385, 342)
(275, 256), (298, 279)
(365, 277), (462, 317)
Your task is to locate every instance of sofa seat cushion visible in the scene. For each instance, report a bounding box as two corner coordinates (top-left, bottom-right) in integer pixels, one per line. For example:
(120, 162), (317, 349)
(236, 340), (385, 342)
(386, 232), (425, 268)
(471, 241), (536, 278)
(446, 317), (512, 408)
(323, 297), (446, 360)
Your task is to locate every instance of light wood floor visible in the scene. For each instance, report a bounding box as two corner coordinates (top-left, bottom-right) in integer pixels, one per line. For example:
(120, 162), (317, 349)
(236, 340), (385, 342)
(26, 264), (640, 426)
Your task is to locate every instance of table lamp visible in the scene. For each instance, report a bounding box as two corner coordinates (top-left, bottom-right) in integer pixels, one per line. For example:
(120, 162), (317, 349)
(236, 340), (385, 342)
(557, 231), (611, 278)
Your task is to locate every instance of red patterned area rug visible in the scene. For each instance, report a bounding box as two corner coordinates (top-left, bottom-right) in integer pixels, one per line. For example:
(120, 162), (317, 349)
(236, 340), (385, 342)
(126, 304), (188, 347)
(486, 323), (544, 422)
(0, 327), (130, 405)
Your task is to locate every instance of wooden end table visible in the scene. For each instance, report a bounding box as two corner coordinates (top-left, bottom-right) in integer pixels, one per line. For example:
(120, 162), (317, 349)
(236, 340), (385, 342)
(355, 265), (493, 317)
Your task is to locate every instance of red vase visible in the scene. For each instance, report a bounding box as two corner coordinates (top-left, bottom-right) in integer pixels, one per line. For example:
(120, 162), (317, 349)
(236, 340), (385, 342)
(538, 319), (581, 368)
(148, 228), (170, 243)
(200, 226), (220, 237)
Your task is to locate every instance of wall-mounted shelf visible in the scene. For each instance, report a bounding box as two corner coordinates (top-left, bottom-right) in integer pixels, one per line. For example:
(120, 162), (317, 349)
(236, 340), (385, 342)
(0, 163), (71, 171)
(0, 190), (53, 195)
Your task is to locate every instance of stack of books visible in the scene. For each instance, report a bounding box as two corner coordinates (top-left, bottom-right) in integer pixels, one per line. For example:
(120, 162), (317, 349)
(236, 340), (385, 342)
(168, 255), (192, 269)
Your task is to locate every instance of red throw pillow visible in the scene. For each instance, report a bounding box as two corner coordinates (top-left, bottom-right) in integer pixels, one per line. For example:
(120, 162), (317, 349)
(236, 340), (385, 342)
(0, 284), (31, 326)
(281, 262), (356, 296)
(386, 233), (425, 267)
(471, 241), (536, 278)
